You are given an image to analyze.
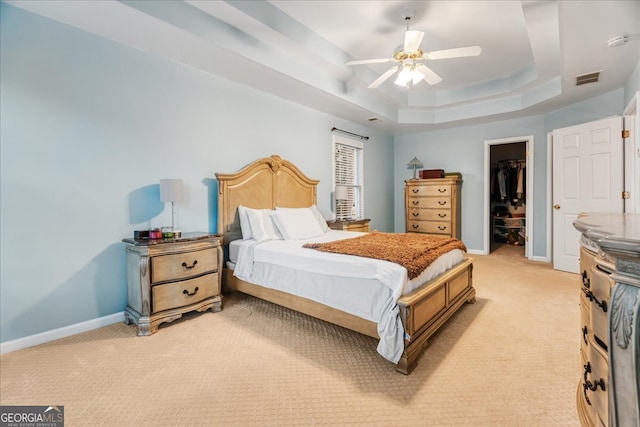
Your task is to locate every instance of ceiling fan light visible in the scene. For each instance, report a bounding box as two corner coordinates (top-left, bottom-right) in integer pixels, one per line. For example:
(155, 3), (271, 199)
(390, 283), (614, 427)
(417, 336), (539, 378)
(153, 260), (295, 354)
(411, 69), (424, 85)
(394, 66), (413, 86)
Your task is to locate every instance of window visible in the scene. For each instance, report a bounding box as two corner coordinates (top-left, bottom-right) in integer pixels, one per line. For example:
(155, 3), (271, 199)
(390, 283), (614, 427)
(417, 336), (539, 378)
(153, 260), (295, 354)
(333, 135), (364, 220)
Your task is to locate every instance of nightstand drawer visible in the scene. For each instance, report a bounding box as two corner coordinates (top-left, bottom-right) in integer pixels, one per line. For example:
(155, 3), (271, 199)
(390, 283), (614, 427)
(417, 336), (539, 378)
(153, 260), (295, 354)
(151, 248), (218, 283)
(152, 273), (219, 313)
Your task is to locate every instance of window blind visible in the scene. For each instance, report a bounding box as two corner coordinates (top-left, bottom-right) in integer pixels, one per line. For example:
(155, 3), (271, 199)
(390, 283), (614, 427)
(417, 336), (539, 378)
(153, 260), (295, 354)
(333, 135), (364, 220)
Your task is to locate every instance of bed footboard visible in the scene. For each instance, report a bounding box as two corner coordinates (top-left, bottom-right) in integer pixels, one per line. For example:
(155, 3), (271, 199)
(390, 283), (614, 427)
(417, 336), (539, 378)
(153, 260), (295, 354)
(396, 257), (475, 374)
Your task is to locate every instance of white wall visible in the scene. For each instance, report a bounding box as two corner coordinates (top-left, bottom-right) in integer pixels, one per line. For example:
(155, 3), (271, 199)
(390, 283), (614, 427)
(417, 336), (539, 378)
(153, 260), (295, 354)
(0, 4), (394, 343)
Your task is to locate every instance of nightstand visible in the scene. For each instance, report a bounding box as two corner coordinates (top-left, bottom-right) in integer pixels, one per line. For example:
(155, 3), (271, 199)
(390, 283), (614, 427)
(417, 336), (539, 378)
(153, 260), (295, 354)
(122, 232), (223, 335)
(326, 218), (371, 232)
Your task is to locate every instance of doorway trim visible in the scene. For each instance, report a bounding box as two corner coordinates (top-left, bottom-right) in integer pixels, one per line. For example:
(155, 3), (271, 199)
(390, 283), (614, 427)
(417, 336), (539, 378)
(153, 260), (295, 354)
(483, 135), (534, 258)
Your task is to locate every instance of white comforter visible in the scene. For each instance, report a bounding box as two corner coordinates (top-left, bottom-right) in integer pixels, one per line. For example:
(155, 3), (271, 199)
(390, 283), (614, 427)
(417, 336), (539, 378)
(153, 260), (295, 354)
(232, 230), (463, 364)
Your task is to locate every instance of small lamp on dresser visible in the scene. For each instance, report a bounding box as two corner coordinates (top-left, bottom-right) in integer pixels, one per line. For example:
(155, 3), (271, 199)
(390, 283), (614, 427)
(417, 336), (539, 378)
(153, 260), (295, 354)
(407, 157), (423, 180)
(160, 179), (184, 231)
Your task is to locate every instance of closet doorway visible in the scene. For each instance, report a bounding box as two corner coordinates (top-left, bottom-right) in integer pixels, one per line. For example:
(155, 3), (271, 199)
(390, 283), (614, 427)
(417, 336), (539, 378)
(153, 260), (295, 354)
(483, 136), (533, 258)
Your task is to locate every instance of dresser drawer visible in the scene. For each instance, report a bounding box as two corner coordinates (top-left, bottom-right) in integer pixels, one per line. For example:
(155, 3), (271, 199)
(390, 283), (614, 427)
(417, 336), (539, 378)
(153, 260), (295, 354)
(589, 264), (614, 350)
(151, 248), (218, 283)
(408, 197), (451, 209)
(585, 342), (609, 425)
(407, 185), (452, 197)
(408, 208), (452, 222)
(407, 220), (451, 235)
(152, 272), (219, 313)
(579, 292), (591, 354)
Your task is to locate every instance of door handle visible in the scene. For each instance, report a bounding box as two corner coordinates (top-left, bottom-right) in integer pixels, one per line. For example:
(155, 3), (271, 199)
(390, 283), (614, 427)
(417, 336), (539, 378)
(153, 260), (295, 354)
(553, 204), (561, 210)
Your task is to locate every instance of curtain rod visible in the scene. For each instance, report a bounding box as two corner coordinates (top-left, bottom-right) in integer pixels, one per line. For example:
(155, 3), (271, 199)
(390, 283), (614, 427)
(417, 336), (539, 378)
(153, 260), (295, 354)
(331, 127), (369, 140)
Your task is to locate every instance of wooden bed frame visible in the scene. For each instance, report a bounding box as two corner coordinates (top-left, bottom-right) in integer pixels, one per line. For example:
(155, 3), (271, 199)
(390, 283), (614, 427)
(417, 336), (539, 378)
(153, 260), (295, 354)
(216, 155), (476, 374)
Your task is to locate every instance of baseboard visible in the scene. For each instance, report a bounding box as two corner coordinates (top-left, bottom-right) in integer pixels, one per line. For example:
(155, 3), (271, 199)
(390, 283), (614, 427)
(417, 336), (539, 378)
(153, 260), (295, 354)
(531, 255), (551, 263)
(0, 312), (125, 355)
(466, 249), (485, 255)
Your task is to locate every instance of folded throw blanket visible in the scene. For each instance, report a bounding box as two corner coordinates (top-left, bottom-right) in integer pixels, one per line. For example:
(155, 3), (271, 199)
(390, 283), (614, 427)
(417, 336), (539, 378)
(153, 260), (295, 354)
(303, 231), (466, 280)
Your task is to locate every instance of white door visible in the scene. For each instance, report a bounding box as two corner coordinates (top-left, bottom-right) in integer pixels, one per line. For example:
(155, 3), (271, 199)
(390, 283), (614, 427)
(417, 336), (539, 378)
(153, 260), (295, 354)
(552, 116), (624, 273)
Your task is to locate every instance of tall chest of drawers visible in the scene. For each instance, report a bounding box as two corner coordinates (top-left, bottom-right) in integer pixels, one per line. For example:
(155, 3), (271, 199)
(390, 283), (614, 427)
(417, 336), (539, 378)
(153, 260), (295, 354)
(122, 233), (223, 335)
(574, 214), (640, 427)
(405, 177), (462, 239)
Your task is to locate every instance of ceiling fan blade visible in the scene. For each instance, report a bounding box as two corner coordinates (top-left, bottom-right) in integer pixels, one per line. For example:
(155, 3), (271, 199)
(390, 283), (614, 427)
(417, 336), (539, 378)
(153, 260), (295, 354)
(415, 64), (443, 85)
(404, 30), (424, 53)
(427, 46), (481, 60)
(345, 58), (394, 65)
(368, 66), (399, 89)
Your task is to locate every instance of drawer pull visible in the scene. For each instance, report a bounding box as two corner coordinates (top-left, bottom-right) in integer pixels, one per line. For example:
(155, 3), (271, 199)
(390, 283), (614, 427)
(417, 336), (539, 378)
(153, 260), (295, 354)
(412, 224), (419, 229)
(183, 286), (199, 297)
(438, 226), (447, 231)
(181, 260), (198, 270)
(412, 188), (419, 193)
(582, 326), (588, 345)
(438, 188), (446, 193)
(582, 362), (606, 407)
(412, 201), (420, 206)
(438, 201), (447, 206)
(412, 212), (420, 217)
(438, 213), (447, 218)
(585, 378), (605, 392)
(582, 287), (607, 313)
(582, 270), (590, 289)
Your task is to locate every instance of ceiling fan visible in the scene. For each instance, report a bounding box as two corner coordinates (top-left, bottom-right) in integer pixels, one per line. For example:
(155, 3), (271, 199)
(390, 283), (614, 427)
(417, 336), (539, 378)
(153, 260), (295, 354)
(346, 10), (481, 89)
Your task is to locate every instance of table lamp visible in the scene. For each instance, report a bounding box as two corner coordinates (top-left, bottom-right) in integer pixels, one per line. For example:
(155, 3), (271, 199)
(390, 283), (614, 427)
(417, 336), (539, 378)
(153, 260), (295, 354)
(160, 179), (184, 230)
(407, 157), (423, 180)
(335, 185), (348, 220)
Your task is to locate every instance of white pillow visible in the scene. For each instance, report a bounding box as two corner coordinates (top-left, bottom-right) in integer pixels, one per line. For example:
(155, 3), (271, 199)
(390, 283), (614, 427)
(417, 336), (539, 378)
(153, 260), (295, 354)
(276, 205), (330, 233)
(237, 206), (253, 240)
(246, 209), (282, 242)
(272, 208), (325, 240)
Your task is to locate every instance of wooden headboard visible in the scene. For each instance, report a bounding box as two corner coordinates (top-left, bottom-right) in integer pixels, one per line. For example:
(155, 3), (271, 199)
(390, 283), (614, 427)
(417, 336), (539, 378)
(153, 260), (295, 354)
(215, 155), (319, 244)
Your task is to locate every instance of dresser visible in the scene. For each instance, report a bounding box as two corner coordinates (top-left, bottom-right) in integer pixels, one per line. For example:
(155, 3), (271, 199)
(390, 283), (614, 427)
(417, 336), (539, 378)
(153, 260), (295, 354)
(405, 177), (461, 239)
(326, 218), (370, 232)
(122, 233), (223, 335)
(574, 213), (640, 427)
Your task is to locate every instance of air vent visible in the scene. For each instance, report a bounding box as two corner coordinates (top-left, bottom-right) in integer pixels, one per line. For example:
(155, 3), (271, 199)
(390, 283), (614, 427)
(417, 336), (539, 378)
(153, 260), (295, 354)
(367, 117), (381, 122)
(575, 72), (600, 86)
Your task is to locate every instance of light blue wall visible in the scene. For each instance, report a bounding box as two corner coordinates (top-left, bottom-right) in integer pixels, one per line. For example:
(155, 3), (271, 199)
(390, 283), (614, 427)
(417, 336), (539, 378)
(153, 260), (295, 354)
(394, 116), (546, 254)
(1, 3), (632, 345)
(0, 4), (394, 343)
(394, 89), (625, 257)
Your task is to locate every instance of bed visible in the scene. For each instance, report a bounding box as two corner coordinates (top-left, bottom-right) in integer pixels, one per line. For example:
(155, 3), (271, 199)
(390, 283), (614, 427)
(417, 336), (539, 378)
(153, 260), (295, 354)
(216, 155), (475, 374)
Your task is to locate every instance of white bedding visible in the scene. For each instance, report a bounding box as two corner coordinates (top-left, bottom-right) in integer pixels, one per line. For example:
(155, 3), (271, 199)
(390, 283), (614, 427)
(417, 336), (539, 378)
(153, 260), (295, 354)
(229, 230), (464, 364)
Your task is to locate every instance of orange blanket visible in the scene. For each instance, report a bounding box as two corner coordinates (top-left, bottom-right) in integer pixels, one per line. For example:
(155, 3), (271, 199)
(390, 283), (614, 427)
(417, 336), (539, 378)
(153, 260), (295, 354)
(303, 231), (466, 280)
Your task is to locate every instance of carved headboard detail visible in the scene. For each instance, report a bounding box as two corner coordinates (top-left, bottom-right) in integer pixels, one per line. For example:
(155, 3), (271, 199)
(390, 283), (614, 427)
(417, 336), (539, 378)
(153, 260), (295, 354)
(215, 155), (319, 244)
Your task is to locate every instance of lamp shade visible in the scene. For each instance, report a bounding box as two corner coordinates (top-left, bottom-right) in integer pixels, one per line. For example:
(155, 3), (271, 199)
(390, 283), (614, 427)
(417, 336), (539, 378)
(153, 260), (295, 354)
(335, 185), (348, 200)
(159, 179), (184, 203)
(407, 157), (423, 169)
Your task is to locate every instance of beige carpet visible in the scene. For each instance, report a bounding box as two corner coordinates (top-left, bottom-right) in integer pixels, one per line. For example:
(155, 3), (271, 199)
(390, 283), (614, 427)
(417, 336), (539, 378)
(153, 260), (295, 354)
(1, 245), (580, 426)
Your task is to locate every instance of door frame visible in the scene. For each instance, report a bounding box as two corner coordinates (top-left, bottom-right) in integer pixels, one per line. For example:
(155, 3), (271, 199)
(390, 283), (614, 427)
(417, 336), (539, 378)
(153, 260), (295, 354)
(483, 135), (534, 258)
